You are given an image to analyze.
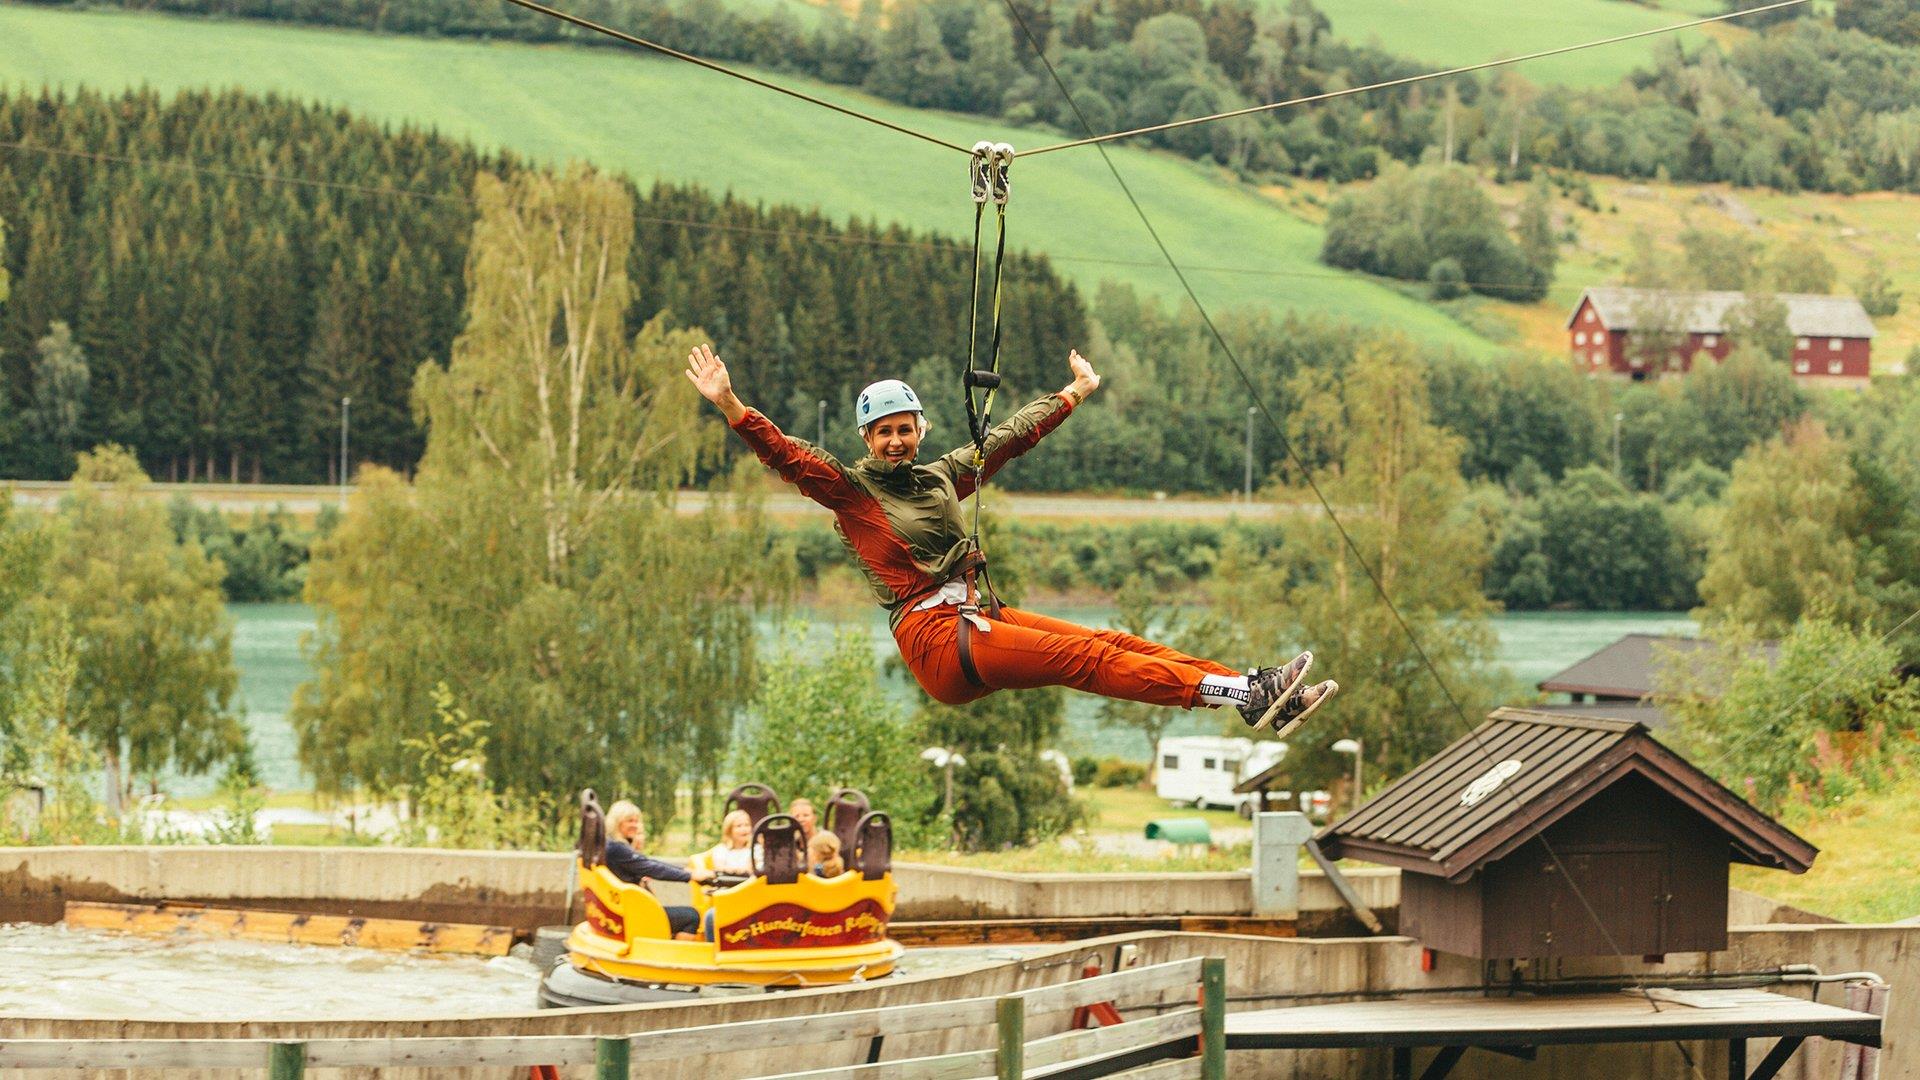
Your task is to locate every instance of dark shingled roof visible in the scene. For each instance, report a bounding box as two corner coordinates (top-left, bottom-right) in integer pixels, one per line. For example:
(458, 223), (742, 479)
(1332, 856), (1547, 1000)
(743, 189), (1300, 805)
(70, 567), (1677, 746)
(1316, 708), (1815, 883)
(1537, 633), (1777, 700)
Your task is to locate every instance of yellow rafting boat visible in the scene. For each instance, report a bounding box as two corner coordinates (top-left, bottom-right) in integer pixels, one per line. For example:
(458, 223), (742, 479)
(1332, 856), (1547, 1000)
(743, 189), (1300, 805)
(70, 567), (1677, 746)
(541, 788), (901, 1007)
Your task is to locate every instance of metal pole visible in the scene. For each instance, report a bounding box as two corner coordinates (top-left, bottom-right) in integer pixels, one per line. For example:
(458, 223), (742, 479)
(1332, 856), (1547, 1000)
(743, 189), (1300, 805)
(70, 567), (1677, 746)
(267, 1043), (306, 1080)
(995, 995), (1025, 1080)
(1353, 738), (1364, 814)
(1243, 406), (1256, 501)
(1200, 957), (1227, 1080)
(339, 396), (352, 506)
(817, 398), (827, 449)
(595, 1037), (630, 1080)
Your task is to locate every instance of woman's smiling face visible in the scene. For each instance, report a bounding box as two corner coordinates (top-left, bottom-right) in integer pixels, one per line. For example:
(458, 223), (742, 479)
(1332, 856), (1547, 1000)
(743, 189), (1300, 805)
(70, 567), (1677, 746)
(863, 412), (923, 464)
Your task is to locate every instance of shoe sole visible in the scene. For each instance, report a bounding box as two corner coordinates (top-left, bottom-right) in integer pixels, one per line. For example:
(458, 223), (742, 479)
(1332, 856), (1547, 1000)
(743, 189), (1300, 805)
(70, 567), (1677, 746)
(1248, 651), (1313, 732)
(1269, 681), (1339, 743)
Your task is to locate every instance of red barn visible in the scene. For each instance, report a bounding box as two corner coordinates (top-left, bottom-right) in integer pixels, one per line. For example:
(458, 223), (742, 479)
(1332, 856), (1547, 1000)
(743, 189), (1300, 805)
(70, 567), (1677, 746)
(1567, 286), (1875, 387)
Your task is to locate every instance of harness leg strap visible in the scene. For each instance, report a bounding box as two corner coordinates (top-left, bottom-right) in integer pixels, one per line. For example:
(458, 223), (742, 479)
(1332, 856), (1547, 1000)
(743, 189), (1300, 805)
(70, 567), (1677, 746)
(957, 612), (988, 689)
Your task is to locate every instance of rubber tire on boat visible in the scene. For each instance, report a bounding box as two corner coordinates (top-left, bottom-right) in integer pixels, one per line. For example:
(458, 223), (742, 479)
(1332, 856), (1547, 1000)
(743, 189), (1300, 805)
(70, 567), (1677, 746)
(537, 959), (763, 1009)
(531, 925), (570, 972)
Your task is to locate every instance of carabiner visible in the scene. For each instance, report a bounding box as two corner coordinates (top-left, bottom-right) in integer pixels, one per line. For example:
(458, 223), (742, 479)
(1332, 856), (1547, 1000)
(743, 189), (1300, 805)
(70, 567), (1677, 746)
(969, 140), (994, 204)
(989, 143), (1014, 206)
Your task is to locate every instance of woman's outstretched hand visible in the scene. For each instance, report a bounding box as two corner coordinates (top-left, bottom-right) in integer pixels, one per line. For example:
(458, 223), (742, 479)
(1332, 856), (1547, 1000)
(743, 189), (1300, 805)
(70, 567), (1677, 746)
(685, 343), (748, 423)
(1065, 349), (1101, 403)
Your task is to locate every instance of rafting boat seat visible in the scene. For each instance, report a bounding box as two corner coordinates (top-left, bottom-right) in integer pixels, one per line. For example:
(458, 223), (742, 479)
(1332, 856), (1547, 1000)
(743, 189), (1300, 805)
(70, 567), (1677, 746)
(825, 787), (871, 859)
(577, 862), (673, 953)
(853, 811), (893, 881)
(725, 782), (782, 826)
(752, 813), (807, 885)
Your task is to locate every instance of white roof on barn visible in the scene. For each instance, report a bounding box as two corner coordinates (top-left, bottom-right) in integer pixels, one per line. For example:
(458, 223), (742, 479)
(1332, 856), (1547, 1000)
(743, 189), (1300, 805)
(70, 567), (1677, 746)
(1570, 287), (1877, 339)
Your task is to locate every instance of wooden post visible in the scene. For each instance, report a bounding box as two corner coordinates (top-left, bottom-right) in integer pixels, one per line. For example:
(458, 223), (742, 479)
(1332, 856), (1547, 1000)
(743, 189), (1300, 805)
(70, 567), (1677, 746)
(1200, 957), (1227, 1080)
(596, 1036), (630, 1080)
(995, 995), (1025, 1080)
(267, 1043), (305, 1080)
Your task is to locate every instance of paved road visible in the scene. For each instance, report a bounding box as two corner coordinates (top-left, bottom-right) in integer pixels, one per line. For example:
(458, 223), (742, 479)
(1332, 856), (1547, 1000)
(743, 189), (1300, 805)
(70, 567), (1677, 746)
(8, 480), (1292, 521)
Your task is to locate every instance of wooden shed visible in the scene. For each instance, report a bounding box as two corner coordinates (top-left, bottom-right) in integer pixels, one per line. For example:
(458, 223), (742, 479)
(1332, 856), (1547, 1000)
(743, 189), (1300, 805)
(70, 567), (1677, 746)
(1317, 709), (1816, 961)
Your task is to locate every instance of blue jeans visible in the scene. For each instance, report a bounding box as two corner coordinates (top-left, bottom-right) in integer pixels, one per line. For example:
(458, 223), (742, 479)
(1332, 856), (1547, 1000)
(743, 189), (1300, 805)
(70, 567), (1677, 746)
(664, 905), (698, 936)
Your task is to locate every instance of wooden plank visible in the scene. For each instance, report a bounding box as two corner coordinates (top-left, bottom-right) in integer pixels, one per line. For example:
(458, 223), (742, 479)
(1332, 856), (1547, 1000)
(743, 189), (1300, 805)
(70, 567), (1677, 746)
(1025, 1010), (1201, 1070)
(890, 919), (1292, 946)
(306, 1036), (598, 1067)
(625, 996), (1001, 1061)
(1017, 959), (1203, 1015)
(1225, 991), (1884, 1051)
(0, 1040), (273, 1068)
(64, 901), (513, 956)
(1303, 840), (1383, 934)
(746, 1048), (999, 1080)
(1109, 1058), (1202, 1080)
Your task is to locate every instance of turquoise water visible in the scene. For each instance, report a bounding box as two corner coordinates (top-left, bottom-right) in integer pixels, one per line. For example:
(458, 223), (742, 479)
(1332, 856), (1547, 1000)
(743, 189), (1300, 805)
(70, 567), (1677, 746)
(220, 604), (1696, 794)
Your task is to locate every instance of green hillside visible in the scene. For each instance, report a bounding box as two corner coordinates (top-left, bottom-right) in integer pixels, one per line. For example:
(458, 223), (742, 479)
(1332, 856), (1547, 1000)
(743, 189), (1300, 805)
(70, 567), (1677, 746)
(0, 3), (1493, 356)
(1271, 0), (1728, 88)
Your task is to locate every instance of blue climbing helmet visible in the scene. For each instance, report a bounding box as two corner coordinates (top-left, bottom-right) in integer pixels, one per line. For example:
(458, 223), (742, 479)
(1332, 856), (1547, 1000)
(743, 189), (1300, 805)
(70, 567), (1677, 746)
(855, 379), (923, 432)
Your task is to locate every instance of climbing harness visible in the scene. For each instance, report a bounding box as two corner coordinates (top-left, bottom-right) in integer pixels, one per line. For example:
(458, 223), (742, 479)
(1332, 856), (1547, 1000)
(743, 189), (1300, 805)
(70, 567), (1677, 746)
(956, 140), (1014, 688)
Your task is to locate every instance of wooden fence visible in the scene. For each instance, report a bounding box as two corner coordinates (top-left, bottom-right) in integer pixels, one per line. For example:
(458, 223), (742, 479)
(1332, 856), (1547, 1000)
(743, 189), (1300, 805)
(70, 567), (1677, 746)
(0, 957), (1225, 1080)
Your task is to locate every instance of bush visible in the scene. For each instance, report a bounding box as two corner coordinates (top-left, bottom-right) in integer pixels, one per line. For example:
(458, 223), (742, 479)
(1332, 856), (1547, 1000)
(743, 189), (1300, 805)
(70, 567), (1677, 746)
(1071, 755), (1099, 787)
(733, 626), (937, 844)
(1093, 759), (1148, 788)
(1428, 257), (1467, 300)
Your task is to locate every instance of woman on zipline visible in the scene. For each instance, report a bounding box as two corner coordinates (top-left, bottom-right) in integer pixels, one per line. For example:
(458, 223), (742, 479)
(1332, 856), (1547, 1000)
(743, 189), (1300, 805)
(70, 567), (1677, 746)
(685, 344), (1337, 735)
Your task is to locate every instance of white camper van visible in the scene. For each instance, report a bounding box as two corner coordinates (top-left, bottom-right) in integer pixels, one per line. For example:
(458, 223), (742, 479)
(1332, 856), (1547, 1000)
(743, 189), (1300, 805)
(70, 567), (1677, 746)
(1154, 736), (1286, 817)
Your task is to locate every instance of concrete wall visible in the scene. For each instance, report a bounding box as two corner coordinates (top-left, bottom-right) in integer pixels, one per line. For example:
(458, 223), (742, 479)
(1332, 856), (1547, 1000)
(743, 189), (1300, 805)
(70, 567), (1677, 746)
(2, 924), (1911, 1080)
(0, 847), (576, 928)
(0, 847), (1399, 928)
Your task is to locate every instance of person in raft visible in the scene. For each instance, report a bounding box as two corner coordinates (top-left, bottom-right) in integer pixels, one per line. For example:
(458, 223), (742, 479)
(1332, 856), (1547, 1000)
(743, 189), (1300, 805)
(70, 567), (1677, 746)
(685, 344), (1338, 736)
(603, 799), (714, 938)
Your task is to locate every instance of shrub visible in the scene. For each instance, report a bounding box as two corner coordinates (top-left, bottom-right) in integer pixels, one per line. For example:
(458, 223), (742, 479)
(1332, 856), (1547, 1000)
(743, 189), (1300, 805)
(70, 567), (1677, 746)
(1093, 759), (1149, 788)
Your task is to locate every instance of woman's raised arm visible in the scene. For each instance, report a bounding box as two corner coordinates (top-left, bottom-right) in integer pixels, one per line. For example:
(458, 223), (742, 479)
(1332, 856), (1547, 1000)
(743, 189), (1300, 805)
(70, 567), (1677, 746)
(685, 343), (749, 424)
(690, 344), (860, 510)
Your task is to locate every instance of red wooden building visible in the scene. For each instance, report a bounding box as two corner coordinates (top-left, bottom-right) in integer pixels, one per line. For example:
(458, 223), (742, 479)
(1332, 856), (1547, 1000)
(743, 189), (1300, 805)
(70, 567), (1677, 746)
(1567, 286), (1875, 387)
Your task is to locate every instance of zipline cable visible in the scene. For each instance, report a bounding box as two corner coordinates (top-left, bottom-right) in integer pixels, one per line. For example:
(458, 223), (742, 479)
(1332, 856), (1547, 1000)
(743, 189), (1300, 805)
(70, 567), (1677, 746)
(997, 4), (1707, 1070)
(1022, 0), (1812, 157)
(491, 0), (971, 156)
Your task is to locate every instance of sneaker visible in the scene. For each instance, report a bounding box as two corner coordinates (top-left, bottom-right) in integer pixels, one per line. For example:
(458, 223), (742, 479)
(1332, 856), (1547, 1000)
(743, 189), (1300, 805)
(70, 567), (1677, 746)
(1269, 680), (1339, 743)
(1239, 651), (1312, 731)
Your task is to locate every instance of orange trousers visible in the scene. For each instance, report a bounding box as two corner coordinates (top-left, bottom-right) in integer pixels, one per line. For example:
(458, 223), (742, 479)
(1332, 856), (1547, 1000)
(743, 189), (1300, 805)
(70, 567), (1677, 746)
(894, 603), (1239, 708)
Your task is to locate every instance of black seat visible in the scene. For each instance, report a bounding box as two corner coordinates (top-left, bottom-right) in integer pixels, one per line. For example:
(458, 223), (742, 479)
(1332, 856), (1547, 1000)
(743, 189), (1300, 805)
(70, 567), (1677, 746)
(725, 783), (782, 826)
(824, 787), (871, 860)
(852, 811), (893, 881)
(577, 789), (606, 869)
(751, 813), (807, 885)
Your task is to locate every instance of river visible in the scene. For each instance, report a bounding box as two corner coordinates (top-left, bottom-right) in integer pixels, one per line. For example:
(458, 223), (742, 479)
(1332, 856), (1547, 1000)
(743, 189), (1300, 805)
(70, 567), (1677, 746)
(221, 604), (1692, 796)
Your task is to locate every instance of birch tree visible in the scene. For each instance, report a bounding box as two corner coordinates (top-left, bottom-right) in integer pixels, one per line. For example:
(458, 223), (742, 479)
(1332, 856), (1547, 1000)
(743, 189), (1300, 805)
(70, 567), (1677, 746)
(297, 167), (779, 829)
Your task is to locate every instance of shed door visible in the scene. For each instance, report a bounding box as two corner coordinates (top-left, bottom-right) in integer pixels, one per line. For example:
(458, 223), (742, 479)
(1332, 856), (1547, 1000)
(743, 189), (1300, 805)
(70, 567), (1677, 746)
(1545, 846), (1666, 957)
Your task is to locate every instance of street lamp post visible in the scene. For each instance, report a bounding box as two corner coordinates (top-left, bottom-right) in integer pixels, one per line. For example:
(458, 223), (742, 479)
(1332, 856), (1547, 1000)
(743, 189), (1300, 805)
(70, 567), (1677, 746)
(1243, 406), (1257, 502)
(817, 399), (828, 449)
(339, 396), (352, 507)
(1331, 737), (1364, 814)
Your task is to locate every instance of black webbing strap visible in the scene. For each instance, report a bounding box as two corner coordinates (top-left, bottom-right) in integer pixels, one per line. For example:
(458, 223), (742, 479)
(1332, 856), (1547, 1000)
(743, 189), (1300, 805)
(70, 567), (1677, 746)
(961, 142), (1014, 625)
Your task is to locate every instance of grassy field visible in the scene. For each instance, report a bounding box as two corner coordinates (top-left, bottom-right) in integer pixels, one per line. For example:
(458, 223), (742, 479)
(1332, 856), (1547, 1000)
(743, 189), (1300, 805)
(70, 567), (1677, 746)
(1272, 173), (1920, 369)
(1731, 776), (1920, 924)
(1285, 0), (1736, 89)
(0, 3), (1492, 355)
(793, 0), (1734, 89)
